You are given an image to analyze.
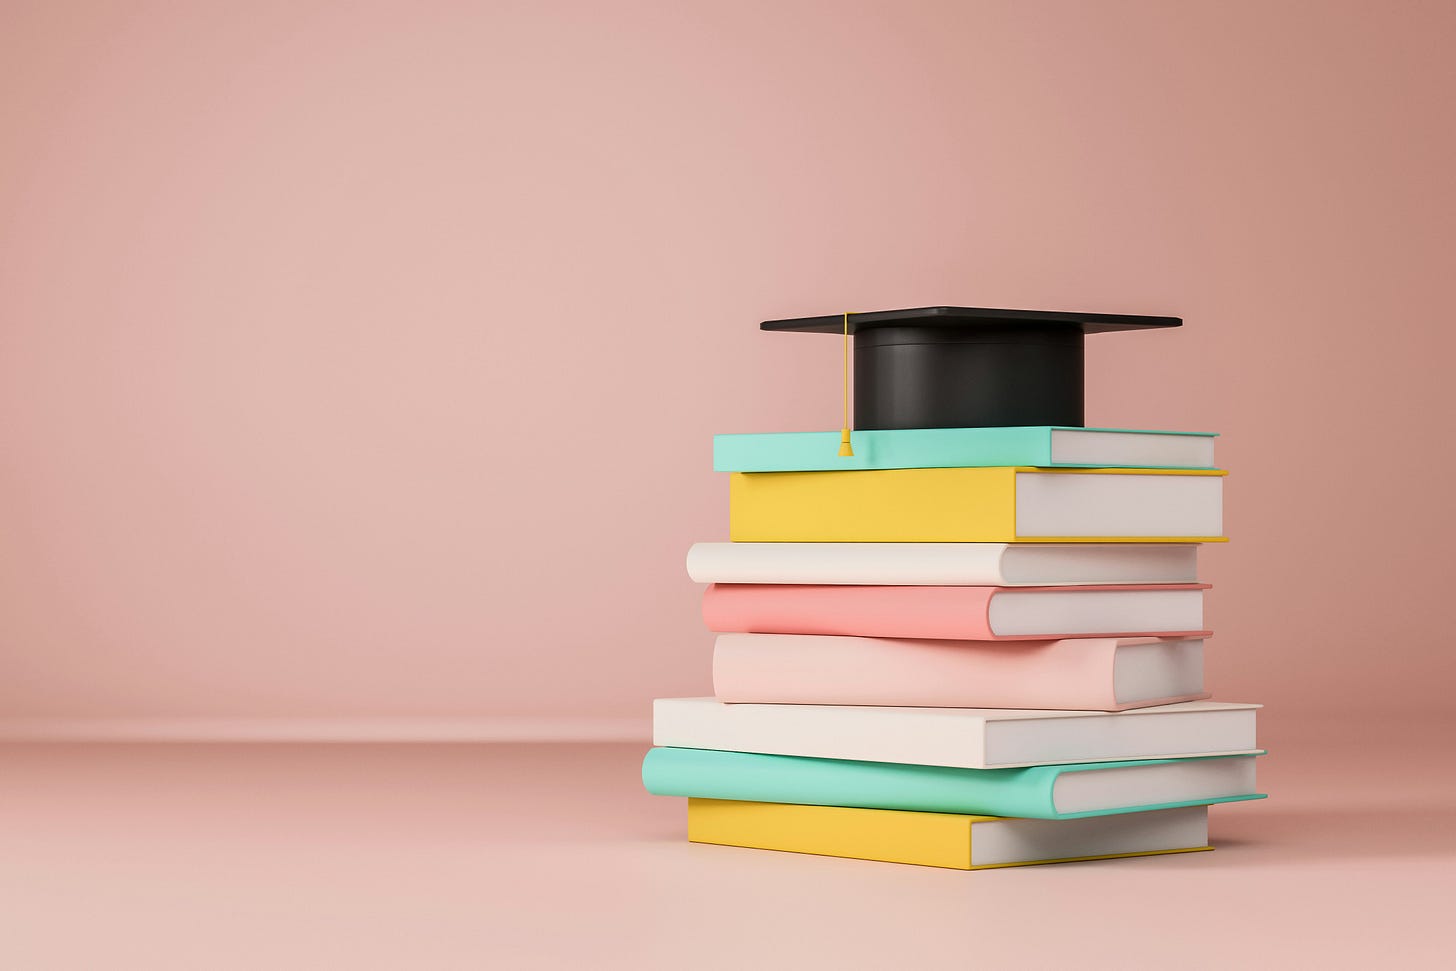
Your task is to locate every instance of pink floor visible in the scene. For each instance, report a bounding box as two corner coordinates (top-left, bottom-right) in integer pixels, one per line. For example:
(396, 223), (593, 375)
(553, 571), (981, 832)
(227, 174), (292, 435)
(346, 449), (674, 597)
(1, 717), (1451, 969)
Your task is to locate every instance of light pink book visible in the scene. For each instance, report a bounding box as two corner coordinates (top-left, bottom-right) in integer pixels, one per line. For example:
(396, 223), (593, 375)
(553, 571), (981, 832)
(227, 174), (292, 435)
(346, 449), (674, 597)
(713, 633), (1210, 711)
(702, 583), (1211, 641)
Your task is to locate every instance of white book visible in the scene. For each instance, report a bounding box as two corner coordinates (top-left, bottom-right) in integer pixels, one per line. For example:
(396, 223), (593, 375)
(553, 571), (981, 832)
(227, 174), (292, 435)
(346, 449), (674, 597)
(652, 697), (1261, 770)
(685, 542), (1200, 586)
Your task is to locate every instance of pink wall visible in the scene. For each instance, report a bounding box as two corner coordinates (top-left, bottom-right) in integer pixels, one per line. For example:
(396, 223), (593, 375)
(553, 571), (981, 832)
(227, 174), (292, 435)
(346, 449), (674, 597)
(2, 0), (1452, 725)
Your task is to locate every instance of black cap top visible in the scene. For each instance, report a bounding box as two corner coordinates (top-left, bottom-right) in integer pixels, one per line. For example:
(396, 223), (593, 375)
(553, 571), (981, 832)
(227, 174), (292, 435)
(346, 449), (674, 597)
(761, 306), (1181, 430)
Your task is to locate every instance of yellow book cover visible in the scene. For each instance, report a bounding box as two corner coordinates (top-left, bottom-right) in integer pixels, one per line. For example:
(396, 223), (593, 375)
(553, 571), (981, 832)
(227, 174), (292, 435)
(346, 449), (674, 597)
(687, 799), (1213, 870)
(728, 467), (1227, 543)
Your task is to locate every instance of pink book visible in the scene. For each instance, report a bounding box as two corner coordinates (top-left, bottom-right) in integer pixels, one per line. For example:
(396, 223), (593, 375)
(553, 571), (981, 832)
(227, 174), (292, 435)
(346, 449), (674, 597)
(713, 632), (1210, 711)
(701, 583), (1210, 640)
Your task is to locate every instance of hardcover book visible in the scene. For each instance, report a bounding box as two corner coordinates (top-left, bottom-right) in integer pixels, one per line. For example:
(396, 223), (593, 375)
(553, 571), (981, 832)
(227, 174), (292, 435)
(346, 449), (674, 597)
(687, 800), (1214, 869)
(685, 542), (1201, 586)
(713, 426), (1217, 473)
(643, 747), (1263, 818)
(653, 697), (1260, 769)
(712, 633), (1207, 711)
(729, 467), (1226, 543)
(702, 583), (1209, 640)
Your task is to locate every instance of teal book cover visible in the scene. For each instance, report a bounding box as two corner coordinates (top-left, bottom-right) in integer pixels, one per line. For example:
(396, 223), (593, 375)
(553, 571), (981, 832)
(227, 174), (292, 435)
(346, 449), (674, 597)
(641, 747), (1265, 820)
(712, 426), (1217, 473)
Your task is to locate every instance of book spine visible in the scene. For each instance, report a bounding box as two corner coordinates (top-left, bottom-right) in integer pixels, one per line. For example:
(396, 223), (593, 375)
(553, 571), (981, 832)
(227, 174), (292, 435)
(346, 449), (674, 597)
(688, 798), (978, 869)
(702, 585), (999, 639)
(713, 427), (1051, 472)
(653, 697), (985, 768)
(684, 543), (1012, 585)
(712, 632), (1126, 709)
(729, 467), (1019, 542)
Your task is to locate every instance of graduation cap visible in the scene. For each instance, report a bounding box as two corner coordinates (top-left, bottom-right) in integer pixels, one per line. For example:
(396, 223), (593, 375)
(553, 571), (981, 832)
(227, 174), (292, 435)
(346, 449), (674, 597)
(761, 307), (1180, 453)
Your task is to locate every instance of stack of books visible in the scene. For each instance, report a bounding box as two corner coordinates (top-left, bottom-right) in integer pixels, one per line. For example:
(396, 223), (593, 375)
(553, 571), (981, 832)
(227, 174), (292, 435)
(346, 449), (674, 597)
(644, 307), (1264, 870)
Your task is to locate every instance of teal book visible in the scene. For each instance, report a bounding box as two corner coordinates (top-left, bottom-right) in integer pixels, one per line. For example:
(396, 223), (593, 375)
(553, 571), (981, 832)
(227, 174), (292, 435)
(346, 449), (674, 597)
(641, 747), (1264, 821)
(712, 426), (1217, 473)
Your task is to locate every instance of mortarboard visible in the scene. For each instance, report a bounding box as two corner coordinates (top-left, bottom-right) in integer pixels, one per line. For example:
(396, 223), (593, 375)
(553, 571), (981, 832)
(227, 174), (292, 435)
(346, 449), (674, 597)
(762, 307), (1180, 439)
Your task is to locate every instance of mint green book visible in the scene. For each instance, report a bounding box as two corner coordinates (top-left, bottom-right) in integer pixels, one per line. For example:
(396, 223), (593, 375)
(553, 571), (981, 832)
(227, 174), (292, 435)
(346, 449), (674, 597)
(712, 426), (1217, 473)
(641, 747), (1264, 821)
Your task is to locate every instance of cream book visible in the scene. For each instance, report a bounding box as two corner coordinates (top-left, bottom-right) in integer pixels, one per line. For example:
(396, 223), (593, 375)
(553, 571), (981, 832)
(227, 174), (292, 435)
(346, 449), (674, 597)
(652, 697), (1260, 769)
(686, 542), (1201, 586)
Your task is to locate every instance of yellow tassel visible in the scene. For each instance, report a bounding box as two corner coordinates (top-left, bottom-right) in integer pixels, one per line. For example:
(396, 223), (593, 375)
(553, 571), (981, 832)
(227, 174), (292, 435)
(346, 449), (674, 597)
(838, 311), (854, 457)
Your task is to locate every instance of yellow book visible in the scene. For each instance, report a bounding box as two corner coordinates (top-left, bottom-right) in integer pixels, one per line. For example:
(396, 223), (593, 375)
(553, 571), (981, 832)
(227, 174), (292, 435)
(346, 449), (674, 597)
(687, 799), (1214, 870)
(729, 467), (1227, 543)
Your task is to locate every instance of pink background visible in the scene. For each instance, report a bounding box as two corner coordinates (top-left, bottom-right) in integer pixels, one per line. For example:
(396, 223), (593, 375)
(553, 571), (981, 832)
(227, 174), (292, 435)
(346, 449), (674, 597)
(2, 5), (1453, 967)
(3, 0), (1454, 731)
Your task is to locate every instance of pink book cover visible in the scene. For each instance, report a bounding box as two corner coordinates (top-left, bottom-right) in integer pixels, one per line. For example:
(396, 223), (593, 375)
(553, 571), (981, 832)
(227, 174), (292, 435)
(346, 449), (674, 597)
(712, 632), (1211, 711)
(700, 583), (1211, 641)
